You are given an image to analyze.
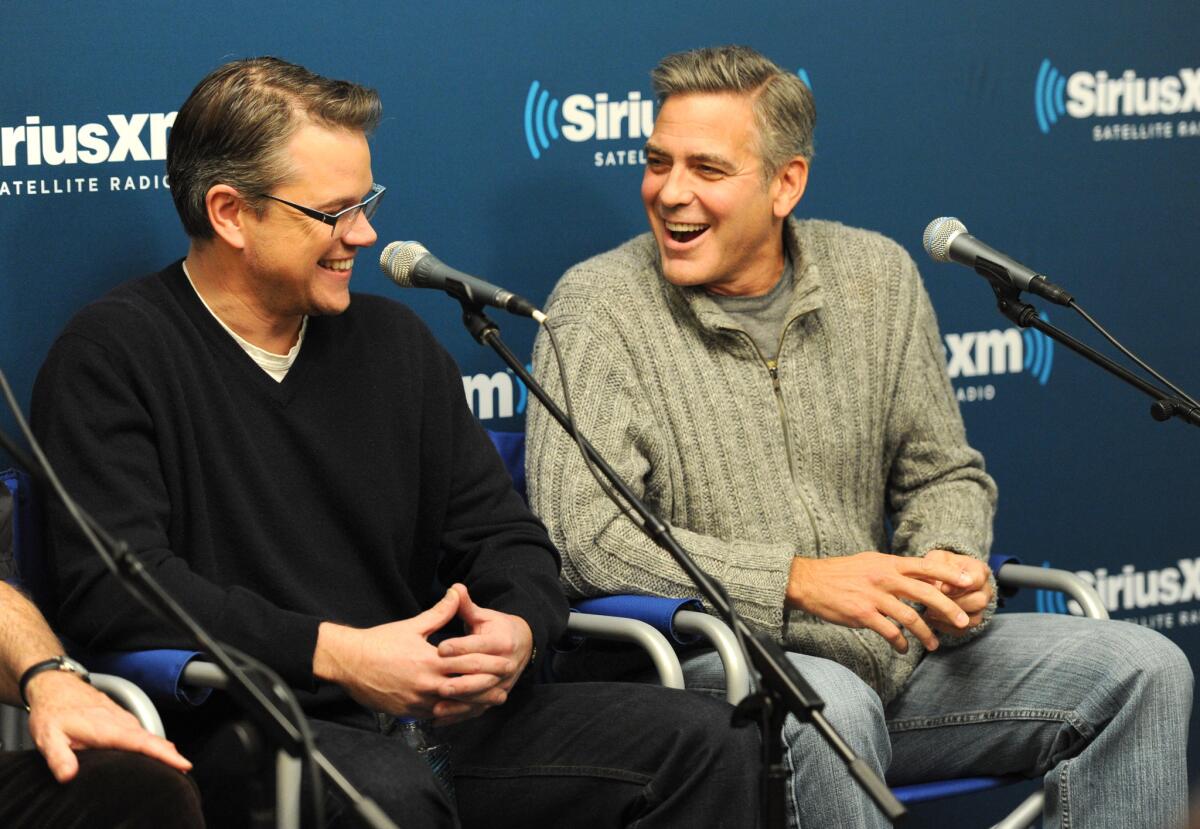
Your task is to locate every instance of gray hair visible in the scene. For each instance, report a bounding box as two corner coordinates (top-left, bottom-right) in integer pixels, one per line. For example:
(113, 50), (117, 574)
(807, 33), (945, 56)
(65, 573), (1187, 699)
(167, 57), (382, 240)
(651, 45), (815, 180)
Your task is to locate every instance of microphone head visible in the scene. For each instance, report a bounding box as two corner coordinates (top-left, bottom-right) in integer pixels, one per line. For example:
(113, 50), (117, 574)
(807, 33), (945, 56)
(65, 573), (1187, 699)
(379, 240), (430, 287)
(922, 217), (967, 263)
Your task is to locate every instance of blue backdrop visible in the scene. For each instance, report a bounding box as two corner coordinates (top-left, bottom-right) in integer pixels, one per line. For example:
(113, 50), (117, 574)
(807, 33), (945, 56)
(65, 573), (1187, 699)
(3, 2), (1198, 822)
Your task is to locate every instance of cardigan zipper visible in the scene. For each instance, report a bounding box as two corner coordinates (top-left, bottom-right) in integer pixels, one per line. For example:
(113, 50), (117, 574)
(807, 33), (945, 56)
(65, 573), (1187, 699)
(764, 357), (821, 555)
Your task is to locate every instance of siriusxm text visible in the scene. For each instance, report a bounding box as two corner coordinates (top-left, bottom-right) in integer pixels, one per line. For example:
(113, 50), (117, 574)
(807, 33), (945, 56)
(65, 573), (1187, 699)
(1, 113), (177, 167)
(1067, 68), (1200, 118)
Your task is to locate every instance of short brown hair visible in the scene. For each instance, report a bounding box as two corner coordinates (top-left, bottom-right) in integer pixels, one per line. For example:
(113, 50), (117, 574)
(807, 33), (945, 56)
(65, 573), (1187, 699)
(167, 57), (382, 239)
(651, 45), (815, 180)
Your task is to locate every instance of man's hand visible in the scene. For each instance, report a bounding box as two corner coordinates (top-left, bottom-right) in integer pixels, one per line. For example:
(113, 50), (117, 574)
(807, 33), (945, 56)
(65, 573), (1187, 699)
(313, 587), (467, 719)
(786, 551), (977, 653)
(25, 670), (192, 783)
(433, 583), (534, 727)
(920, 549), (992, 636)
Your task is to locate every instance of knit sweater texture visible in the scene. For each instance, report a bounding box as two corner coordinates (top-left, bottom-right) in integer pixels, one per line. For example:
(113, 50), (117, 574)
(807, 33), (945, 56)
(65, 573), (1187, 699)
(527, 218), (997, 703)
(32, 261), (567, 698)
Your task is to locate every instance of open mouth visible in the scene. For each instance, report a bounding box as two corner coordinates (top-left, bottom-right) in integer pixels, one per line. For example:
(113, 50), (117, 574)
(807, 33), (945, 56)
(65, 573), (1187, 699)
(319, 257), (354, 272)
(665, 221), (709, 244)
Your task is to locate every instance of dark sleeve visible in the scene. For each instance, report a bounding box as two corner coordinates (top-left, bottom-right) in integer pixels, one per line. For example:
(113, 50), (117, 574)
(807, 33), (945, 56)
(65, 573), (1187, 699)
(424, 344), (568, 675)
(31, 329), (323, 687)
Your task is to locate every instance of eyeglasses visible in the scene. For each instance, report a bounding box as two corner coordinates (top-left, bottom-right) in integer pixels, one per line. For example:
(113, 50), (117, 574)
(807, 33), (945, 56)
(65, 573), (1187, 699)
(259, 182), (385, 239)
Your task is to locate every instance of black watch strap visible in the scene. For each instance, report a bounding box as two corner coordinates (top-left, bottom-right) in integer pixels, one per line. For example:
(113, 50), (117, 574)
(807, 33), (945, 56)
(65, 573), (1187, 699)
(18, 656), (90, 710)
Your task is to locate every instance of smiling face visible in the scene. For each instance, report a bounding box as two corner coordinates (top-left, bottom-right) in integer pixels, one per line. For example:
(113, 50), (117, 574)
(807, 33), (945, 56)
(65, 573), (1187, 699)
(240, 122), (378, 320)
(641, 92), (806, 297)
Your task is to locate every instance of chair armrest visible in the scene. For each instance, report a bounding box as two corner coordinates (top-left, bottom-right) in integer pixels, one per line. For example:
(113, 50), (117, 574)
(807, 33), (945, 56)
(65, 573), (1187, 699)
(672, 610), (752, 705)
(90, 673), (165, 737)
(80, 648), (213, 706)
(179, 659), (230, 691)
(565, 613), (685, 689)
(993, 562), (1109, 620)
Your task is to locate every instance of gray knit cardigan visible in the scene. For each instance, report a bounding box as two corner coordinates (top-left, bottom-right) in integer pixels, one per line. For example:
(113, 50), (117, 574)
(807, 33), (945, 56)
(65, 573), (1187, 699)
(527, 218), (998, 702)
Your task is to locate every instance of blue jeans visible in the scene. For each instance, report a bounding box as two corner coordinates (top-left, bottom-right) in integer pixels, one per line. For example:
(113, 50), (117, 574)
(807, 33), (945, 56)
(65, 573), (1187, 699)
(679, 614), (1192, 829)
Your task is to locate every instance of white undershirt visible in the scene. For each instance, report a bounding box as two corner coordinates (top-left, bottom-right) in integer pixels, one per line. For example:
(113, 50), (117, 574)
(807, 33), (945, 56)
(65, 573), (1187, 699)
(182, 261), (307, 383)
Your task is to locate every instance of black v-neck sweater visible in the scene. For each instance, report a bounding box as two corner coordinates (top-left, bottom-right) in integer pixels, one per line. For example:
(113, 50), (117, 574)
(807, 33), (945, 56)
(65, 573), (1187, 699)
(32, 261), (565, 692)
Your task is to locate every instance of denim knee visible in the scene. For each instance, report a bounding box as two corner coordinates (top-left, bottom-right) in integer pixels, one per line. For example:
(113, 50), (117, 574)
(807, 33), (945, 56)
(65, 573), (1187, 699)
(1119, 624), (1193, 704)
(781, 656), (889, 765)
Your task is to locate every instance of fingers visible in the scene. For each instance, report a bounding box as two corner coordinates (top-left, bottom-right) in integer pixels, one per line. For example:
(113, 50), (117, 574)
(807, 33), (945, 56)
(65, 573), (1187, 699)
(878, 595), (939, 652)
(129, 733), (194, 773)
(438, 633), (504, 658)
(439, 652), (513, 678)
(57, 710), (195, 774)
(414, 588), (461, 636)
(904, 556), (978, 591)
(449, 583), (486, 624)
(916, 551), (990, 590)
(890, 575), (971, 631)
(431, 700), (489, 727)
(859, 611), (908, 654)
(36, 730), (80, 783)
(440, 675), (508, 706)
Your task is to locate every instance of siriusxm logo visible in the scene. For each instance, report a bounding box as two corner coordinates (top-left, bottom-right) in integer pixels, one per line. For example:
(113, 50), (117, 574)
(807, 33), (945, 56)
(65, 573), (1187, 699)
(523, 81), (653, 160)
(1036, 558), (1200, 617)
(462, 366), (530, 420)
(944, 313), (1054, 386)
(523, 68), (812, 161)
(1, 112), (177, 166)
(1035, 58), (1200, 133)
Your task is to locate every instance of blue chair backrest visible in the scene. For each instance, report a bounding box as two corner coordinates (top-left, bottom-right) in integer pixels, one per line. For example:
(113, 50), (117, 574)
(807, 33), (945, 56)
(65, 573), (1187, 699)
(1, 468), (48, 608)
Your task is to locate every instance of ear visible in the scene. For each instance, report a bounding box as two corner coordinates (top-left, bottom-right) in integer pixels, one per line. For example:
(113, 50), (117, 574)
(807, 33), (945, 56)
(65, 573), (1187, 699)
(205, 184), (250, 249)
(770, 157), (809, 219)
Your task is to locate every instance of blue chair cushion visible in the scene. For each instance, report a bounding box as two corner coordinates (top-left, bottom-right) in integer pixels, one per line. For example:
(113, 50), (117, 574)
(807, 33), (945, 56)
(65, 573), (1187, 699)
(892, 775), (1025, 804)
(573, 595), (705, 645)
(79, 648), (212, 706)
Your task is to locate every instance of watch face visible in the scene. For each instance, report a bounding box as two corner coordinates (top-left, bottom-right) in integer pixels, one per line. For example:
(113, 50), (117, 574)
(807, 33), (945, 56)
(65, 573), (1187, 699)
(58, 656), (89, 677)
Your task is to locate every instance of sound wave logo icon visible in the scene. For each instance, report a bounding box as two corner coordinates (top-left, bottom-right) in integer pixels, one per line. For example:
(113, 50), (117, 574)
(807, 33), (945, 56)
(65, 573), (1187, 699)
(524, 81), (561, 160)
(1035, 59), (1068, 134)
(1022, 312), (1054, 385)
(1036, 562), (1072, 614)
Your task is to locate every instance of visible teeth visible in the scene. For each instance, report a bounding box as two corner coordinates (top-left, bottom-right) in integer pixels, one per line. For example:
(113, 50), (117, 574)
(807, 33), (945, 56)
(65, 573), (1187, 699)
(665, 222), (707, 232)
(320, 258), (353, 271)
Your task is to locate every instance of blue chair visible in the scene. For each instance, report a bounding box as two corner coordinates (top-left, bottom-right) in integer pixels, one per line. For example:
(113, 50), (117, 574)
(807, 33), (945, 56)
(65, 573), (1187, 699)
(487, 430), (1110, 829)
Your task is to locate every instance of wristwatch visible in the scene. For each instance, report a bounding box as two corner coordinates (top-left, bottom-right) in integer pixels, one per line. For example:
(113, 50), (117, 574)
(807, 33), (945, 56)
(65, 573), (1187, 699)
(18, 656), (91, 711)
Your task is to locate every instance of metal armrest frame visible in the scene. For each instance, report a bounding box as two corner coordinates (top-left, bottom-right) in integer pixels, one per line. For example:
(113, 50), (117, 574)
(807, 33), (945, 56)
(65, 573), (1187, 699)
(91, 673), (166, 737)
(993, 562), (1109, 620)
(565, 612), (685, 689)
(673, 610), (752, 704)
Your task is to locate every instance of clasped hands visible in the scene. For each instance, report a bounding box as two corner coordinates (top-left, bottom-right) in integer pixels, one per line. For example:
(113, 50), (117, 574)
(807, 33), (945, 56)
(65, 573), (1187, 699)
(786, 549), (993, 654)
(314, 583), (533, 727)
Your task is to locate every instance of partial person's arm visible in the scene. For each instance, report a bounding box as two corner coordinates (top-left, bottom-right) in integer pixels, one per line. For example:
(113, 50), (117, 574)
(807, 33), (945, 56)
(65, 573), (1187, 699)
(881, 258), (998, 641)
(0, 581), (191, 782)
(527, 295), (799, 640)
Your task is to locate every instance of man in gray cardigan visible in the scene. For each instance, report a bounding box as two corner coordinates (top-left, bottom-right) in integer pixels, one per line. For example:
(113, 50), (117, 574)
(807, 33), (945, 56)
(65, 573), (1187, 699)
(528, 45), (1191, 827)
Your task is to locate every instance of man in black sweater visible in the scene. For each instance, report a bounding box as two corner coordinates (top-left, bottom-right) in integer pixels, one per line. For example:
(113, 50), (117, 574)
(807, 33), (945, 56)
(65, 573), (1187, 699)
(31, 57), (759, 827)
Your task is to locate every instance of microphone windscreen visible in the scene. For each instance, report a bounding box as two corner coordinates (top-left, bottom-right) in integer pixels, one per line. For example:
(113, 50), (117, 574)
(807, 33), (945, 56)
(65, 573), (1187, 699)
(922, 217), (967, 263)
(379, 241), (429, 287)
